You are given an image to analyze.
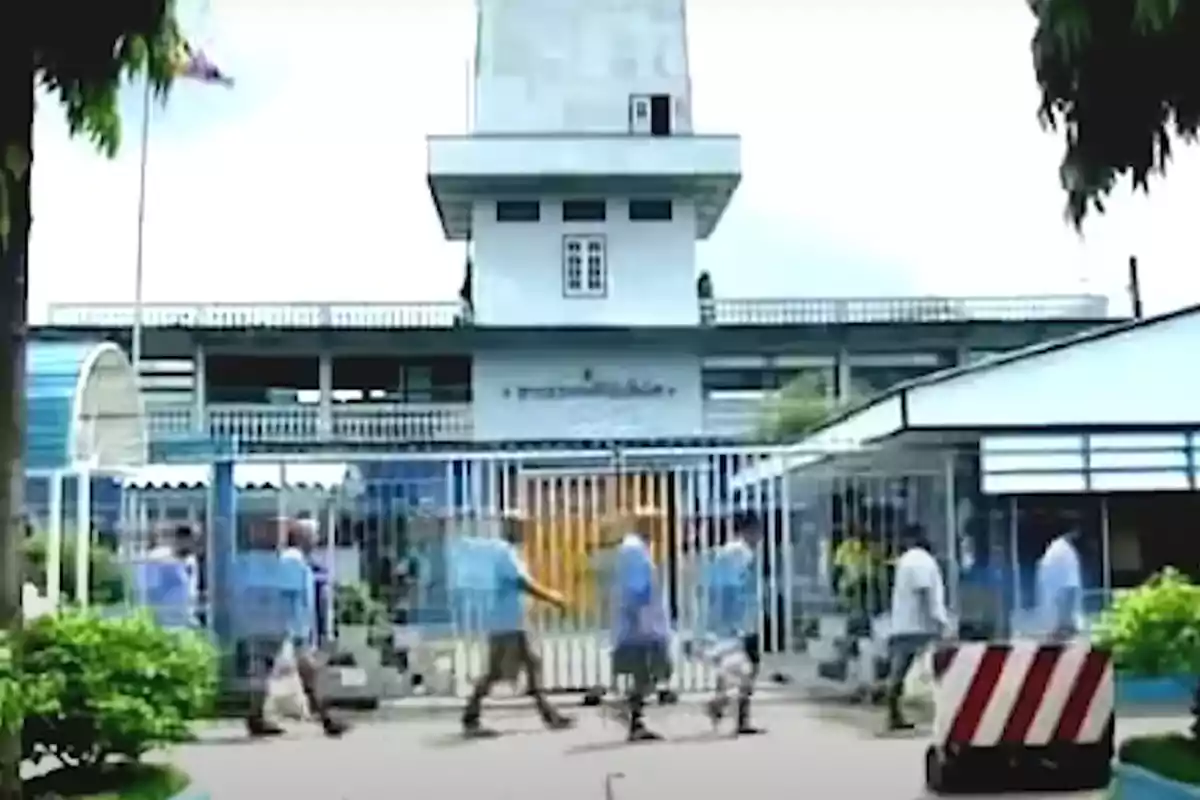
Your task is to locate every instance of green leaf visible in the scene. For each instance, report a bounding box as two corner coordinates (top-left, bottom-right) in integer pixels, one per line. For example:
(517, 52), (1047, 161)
(2, 144), (29, 182)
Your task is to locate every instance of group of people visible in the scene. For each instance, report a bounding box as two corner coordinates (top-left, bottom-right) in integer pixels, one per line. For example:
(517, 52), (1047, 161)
(462, 508), (769, 742)
(141, 506), (1087, 744)
(141, 519), (349, 739)
(882, 522), (1087, 732)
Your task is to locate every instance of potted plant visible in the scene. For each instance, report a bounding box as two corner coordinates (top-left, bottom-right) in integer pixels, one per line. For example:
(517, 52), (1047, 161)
(334, 582), (387, 657)
(1093, 568), (1200, 797)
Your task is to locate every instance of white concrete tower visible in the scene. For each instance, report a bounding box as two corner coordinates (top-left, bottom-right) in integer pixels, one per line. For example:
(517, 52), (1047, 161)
(427, 0), (740, 440)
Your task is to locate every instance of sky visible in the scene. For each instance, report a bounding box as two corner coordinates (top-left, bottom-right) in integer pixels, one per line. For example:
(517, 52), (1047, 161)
(27, 0), (1200, 321)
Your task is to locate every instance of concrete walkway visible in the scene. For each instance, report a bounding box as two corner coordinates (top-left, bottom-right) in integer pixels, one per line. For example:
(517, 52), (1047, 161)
(166, 701), (1187, 799)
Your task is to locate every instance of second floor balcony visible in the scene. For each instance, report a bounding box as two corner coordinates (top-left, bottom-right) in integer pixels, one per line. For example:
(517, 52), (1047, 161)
(148, 403), (475, 445)
(145, 395), (774, 447)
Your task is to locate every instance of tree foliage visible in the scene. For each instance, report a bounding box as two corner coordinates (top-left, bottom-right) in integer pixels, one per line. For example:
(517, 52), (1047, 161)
(1032, 0), (1200, 227)
(0, 1), (185, 240)
(2, 4), (188, 797)
(757, 373), (867, 442)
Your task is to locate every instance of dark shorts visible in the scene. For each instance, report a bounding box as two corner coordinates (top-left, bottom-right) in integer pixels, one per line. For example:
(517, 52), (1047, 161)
(612, 640), (673, 685)
(486, 630), (539, 682)
(239, 635), (315, 680)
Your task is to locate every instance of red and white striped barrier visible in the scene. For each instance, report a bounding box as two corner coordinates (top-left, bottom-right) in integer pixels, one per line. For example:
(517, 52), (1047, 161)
(931, 641), (1114, 749)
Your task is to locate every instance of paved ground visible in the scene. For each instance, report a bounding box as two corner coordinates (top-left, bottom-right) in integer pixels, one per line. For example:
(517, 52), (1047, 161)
(165, 699), (1189, 799)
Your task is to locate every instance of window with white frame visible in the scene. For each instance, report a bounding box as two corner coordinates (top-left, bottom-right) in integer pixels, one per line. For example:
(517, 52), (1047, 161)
(563, 235), (606, 297)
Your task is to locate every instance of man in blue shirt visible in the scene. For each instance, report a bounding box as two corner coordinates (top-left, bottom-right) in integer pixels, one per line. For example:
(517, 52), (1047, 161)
(610, 509), (672, 742)
(701, 511), (766, 735)
(462, 513), (575, 738)
(246, 518), (349, 739)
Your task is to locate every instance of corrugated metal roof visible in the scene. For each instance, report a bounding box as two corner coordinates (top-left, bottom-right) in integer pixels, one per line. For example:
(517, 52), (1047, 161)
(26, 341), (143, 471)
(122, 462), (361, 491)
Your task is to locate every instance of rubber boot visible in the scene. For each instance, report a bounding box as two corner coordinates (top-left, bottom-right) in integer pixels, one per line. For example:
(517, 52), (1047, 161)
(246, 715), (286, 738)
(461, 705), (500, 738)
(302, 680), (350, 738)
(735, 696), (765, 736)
(885, 694), (915, 732)
(626, 695), (663, 742)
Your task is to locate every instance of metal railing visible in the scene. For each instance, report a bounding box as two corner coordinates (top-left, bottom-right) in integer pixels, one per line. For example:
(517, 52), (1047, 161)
(701, 294), (1112, 326)
(148, 402), (474, 443)
(146, 397), (767, 444)
(46, 294), (1113, 330)
(47, 301), (467, 329)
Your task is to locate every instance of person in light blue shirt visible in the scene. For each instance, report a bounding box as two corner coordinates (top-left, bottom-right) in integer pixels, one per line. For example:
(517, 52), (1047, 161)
(461, 513), (574, 738)
(242, 518), (349, 740)
(610, 509), (672, 742)
(700, 511), (766, 735)
(143, 525), (198, 630)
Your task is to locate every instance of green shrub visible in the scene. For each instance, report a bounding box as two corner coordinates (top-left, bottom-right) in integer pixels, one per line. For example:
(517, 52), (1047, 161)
(1120, 734), (1200, 786)
(1092, 567), (1200, 676)
(24, 530), (128, 606)
(22, 610), (218, 768)
(1094, 568), (1200, 760)
(0, 630), (18, 736)
(335, 582), (387, 627)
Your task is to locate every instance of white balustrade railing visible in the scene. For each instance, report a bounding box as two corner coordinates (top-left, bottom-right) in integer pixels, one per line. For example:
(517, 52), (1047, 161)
(701, 294), (1111, 326)
(47, 294), (1112, 330)
(147, 399), (764, 444)
(148, 403), (473, 444)
(47, 301), (467, 329)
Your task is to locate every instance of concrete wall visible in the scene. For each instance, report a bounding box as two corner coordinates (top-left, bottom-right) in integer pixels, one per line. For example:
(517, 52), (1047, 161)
(473, 0), (691, 134)
(471, 197), (698, 327)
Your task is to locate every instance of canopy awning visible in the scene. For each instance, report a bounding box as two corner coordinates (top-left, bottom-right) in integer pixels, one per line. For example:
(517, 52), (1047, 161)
(122, 462), (362, 492)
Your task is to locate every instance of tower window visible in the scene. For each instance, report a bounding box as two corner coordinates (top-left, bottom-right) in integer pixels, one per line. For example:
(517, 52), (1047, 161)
(563, 235), (606, 298)
(562, 199), (607, 222)
(495, 200), (540, 222)
(628, 199), (673, 221)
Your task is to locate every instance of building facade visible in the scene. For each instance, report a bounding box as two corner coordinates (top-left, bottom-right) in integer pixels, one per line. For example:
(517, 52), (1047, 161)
(36, 0), (1121, 453)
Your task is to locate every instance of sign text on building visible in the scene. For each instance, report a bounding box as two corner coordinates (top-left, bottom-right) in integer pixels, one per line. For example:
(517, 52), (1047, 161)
(502, 369), (675, 401)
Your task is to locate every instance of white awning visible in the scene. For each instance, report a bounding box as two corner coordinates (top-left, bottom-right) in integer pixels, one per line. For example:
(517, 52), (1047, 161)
(122, 462), (361, 492)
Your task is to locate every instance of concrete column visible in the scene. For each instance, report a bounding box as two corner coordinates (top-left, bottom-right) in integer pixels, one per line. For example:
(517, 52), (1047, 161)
(835, 350), (852, 402)
(318, 352), (334, 439)
(192, 343), (207, 434)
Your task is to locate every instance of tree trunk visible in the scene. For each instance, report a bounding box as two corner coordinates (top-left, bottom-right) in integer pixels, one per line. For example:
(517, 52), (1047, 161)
(0, 38), (33, 800)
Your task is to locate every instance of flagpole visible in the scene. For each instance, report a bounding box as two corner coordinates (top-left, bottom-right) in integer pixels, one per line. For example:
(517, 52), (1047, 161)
(131, 75), (152, 375)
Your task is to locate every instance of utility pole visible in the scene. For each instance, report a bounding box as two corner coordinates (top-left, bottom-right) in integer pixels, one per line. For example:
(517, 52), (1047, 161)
(1128, 255), (1143, 319)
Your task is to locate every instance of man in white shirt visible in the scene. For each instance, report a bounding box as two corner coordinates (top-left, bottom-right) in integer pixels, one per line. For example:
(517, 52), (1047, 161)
(886, 524), (949, 731)
(1036, 529), (1084, 640)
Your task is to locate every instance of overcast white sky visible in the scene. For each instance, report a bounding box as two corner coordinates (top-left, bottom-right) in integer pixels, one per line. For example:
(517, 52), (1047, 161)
(27, 0), (1200, 321)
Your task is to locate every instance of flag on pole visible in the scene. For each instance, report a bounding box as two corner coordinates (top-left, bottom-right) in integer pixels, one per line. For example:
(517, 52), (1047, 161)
(173, 41), (234, 86)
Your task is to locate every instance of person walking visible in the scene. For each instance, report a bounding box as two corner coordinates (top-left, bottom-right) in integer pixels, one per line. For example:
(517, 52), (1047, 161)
(1036, 527), (1084, 641)
(610, 509), (672, 742)
(145, 524), (199, 629)
(884, 524), (949, 732)
(702, 510), (767, 735)
(461, 513), (575, 738)
(245, 518), (349, 739)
